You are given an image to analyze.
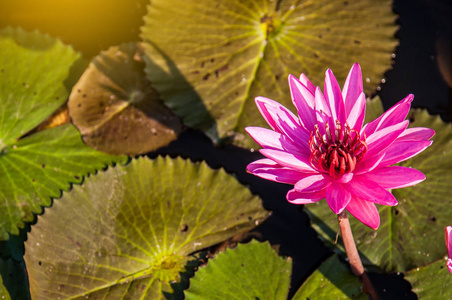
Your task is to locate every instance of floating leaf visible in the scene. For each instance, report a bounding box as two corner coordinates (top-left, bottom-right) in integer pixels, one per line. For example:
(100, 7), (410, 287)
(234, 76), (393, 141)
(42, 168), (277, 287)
(305, 98), (452, 272)
(25, 157), (268, 299)
(68, 43), (182, 155)
(292, 255), (366, 300)
(0, 28), (125, 240)
(405, 259), (452, 299)
(0, 124), (126, 240)
(0, 27), (79, 147)
(141, 0), (397, 146)
(186, 241), (364, 299)
(185, 240), (291, 300)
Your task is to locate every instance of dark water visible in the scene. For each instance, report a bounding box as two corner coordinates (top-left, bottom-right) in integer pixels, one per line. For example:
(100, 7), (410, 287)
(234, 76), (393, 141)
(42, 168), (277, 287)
(1, 0), (451, 299)
(381, 0), (451, 119)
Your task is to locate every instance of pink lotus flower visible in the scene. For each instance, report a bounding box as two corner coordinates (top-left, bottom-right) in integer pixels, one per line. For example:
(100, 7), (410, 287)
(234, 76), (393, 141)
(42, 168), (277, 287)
(446, 226), (452, 273)
(246, 64), (434, 230)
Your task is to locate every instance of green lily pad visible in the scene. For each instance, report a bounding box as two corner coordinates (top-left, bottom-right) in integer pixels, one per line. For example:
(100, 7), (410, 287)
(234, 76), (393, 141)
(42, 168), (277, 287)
(185, 240), (291, 300)
(68, 43), (182, 155)
(25, 157), (268, 299)
(140, 0), (397, 146)
(0, 27), (79, 147)
(292, 255), (366, 300)
(405, 259), (452, 299)
(0, 27), (125, 240)
(185, 241), (364, 300)
(305, 98), (452, 272)
(0, 124), (126, 241)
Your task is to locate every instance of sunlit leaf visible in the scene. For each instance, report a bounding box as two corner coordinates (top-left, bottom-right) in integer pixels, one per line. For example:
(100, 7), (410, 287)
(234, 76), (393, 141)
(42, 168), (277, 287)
(141, 0), (397, 146)
(25, 157), (268, 299)
(0, 27), (79, 147)
(405, 259), (452, 299)
(292, 255), (366, 300)
(68, 43), (182, 155)
(306, 98), (452, 272)
(185, 240), (291, 300)
(0, 124), (126, 241)
(0, 28), (125, 240)
(186, 241), (364, 300)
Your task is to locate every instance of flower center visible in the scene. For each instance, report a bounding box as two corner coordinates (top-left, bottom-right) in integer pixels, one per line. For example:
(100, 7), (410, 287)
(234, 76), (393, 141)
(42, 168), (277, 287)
(309, 120), (367, 177)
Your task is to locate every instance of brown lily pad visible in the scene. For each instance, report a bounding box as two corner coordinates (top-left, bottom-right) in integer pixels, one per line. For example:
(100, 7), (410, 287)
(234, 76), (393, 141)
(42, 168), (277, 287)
(68, 43), (182, 155)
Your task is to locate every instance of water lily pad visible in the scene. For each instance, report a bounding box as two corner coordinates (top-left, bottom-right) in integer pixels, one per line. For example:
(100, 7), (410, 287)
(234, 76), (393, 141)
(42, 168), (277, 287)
(0, 124), (126, 241)
(185, 240), (291, 300)
(0, 27), (79, 147)
(186, 241), (364, 299)
(305, 98), (452, 272)
(141, 0), (397, 146)
(292, 255), (366, 300)
(0, 27), (125, 240)
(68, 43), (182, 155)
(405, 259), (452, 299)
(25, 157), (268, 299)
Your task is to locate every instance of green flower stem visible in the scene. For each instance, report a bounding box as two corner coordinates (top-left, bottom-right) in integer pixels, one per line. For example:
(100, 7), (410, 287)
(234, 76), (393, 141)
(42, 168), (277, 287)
(338, 211), (379, 299)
